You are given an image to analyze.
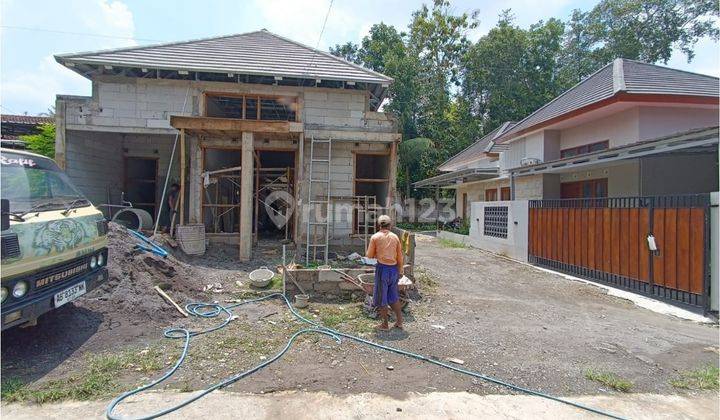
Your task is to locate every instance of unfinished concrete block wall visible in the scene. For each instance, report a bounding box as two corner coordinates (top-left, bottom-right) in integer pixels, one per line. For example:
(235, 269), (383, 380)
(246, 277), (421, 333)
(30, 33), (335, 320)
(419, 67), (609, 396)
(298, 139), (390, 244)
(64, 130), (124, 208)
(303, 91), (367, 128)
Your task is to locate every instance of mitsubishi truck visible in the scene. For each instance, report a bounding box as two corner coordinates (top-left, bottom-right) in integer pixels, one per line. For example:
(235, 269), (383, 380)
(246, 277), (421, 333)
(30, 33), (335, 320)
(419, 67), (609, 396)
(1, 148), (110, 330)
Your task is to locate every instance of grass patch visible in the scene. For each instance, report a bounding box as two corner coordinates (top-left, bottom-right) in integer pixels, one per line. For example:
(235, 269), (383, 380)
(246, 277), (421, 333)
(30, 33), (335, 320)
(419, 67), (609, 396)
(1, 346), (167, 403)
(438, 238), (467, 249)
(414, 267), (439, 292)
(302, 304), (374, 335)
(584, 368), (633, 392)
(669, 365), (719, 390)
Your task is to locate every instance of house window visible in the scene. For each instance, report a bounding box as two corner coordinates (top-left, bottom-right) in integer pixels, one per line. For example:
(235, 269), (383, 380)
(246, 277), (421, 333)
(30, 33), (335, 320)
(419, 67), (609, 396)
(500, 186), (510, 201)
(560, 178), (608, 199)
(205, 94), (297, 121)
(560, 140), (609, 158)
(485, 188), (498, 201)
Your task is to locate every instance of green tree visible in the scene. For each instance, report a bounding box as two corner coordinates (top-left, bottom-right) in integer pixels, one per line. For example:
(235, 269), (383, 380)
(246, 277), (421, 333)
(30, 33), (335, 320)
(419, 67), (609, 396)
(20, 122), (55, 158)
(329, 42), (361, 64)
(398, 137), (437, 199)
(461, 12), (568, 132)
(564, 0), (719, 80)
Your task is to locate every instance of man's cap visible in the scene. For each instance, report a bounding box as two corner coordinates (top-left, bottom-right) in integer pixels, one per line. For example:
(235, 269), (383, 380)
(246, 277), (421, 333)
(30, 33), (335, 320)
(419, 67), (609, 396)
(378, 215), (391, 225)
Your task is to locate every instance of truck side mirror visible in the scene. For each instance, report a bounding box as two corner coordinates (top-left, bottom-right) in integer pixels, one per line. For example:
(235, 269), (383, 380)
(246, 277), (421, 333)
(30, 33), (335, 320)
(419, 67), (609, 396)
(1, 199), (9, 231)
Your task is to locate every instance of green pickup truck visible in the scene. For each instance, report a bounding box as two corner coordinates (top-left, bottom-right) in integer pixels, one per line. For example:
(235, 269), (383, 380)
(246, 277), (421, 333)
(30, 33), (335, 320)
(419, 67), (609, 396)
(1, 148), (110, 330)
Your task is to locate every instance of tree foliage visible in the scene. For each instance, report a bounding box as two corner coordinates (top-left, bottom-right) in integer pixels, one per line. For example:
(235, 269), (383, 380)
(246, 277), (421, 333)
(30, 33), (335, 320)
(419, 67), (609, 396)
(330, 0), (718, 199)
(20, 123), (56, 158)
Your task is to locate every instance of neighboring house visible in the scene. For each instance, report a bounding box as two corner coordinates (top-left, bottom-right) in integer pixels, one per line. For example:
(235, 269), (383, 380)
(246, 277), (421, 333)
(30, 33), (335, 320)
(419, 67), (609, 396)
(54, 29), (400, 261)
(1, 115), (54, 148)
(498, 58), (718, 200)
(417, 58), (719, 210)
(416, 58), (719, 312)
(414, 121), (516, 219)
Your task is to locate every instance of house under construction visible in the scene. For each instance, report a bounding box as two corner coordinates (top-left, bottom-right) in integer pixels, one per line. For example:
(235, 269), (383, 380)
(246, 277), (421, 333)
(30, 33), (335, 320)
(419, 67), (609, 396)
(54, 30), (400, 261)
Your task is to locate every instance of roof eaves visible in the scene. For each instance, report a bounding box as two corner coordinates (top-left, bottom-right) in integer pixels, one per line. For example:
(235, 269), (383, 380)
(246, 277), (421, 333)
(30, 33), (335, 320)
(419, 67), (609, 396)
(55, 29), (393, 85)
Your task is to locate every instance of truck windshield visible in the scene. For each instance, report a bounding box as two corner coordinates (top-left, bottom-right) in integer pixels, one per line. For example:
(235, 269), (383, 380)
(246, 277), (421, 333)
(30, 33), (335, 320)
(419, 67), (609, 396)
(1, 151), (89, 214)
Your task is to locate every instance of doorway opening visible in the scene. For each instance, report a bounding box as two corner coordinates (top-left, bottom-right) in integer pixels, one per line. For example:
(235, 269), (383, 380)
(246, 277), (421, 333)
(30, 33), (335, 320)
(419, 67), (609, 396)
(255, 150), (295, 241)
(202, 148), (242, 234)
(124, 157), (158, 217)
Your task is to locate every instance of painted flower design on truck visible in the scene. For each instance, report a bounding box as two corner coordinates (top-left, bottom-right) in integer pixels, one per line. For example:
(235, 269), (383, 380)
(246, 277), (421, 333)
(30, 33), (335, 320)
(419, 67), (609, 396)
(32, 219), (88, 255)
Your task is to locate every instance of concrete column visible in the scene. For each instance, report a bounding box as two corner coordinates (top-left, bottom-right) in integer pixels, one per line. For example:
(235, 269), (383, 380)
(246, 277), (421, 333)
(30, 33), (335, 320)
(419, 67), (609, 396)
(239, 132), (254, 261)
(54, 99), (67, 169)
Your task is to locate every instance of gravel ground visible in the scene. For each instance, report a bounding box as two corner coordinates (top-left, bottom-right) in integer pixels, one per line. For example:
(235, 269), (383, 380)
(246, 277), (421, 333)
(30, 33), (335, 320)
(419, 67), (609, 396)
(2, 235), (718, 406)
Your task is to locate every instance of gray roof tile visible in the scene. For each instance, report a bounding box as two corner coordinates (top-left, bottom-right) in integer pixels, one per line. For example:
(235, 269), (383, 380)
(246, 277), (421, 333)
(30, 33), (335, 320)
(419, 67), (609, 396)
(439, 121), (516, 172)
(498, 59), (719, 142)
(56, 30), (392, 85)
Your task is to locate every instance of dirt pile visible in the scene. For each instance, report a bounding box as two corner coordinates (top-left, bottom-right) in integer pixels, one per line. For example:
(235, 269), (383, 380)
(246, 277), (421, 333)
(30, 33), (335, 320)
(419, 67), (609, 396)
(84, 223), (204, 324)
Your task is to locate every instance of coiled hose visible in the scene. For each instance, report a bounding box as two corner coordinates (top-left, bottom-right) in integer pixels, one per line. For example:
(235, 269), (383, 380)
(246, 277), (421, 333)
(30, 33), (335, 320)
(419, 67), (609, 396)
(106, 293), (626, 420)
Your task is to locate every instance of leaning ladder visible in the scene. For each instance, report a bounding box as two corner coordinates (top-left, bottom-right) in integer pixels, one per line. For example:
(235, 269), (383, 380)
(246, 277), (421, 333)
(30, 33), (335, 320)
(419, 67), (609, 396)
(305, 136), (332, 264)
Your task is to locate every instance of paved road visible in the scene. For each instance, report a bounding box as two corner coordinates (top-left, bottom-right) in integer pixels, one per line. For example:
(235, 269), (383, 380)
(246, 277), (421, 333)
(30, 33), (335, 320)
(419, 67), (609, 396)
(3, 390), (718, 419)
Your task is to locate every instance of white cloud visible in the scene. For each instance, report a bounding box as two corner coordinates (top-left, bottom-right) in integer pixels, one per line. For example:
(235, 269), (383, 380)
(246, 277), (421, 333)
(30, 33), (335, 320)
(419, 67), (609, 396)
(248, 0), (367, 49)
(1, 0), (137, 115)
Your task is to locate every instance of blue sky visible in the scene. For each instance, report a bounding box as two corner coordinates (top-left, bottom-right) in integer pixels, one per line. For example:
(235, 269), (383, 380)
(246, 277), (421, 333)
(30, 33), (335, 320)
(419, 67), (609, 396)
(1, 0), (718, 115)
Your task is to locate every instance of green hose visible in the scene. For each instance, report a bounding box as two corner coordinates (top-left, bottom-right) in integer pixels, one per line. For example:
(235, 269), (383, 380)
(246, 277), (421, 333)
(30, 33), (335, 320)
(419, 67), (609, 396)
(106, 293), (626, 420)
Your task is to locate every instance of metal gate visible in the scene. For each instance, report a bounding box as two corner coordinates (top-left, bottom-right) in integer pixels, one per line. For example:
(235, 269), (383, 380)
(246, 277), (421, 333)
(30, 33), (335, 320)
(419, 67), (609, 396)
(528, 195), (710, 310)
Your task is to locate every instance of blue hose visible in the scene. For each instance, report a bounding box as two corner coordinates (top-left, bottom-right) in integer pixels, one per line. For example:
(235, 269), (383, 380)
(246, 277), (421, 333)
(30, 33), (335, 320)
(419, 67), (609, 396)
(106, 293), (626, 420)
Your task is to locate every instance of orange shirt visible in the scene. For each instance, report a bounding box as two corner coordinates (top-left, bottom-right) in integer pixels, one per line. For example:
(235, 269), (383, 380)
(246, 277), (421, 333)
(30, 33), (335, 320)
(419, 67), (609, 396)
(366, 229), (404, 269)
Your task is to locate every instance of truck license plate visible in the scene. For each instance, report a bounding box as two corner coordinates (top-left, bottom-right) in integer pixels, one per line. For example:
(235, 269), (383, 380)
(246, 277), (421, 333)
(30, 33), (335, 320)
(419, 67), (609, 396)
(54, 282), (86, 307)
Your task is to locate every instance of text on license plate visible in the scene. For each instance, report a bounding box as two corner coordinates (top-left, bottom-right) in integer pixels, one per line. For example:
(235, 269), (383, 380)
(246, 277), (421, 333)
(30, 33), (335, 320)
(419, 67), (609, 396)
(54, 282), (86, 307)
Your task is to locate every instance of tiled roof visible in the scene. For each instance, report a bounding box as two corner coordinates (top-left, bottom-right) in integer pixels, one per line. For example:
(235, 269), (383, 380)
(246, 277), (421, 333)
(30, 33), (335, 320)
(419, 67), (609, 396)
(497, 58), (719, 142)
(55, 30), (392, 85)
(438, 121), (516, 172)
(1, 114), (54, 125)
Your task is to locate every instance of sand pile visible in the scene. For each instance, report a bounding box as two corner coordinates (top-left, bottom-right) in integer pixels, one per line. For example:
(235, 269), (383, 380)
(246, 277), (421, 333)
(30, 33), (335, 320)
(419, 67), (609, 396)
(86, 223), (204, 324)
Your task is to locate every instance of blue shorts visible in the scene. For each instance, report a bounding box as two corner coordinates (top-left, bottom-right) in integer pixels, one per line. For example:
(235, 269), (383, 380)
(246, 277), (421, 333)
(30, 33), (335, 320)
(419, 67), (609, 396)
(373, 263), (399, 307)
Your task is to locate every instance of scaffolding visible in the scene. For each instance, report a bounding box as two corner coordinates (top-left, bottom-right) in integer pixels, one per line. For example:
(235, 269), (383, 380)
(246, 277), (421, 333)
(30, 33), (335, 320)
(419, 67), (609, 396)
(254, 167), (294, 242)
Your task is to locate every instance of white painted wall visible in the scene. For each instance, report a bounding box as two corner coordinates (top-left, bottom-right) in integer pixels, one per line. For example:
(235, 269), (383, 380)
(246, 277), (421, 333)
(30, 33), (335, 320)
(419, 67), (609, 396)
(469, 200), (529, 262)
(560, 108), (640, 150)
(639, 106), (718, 141)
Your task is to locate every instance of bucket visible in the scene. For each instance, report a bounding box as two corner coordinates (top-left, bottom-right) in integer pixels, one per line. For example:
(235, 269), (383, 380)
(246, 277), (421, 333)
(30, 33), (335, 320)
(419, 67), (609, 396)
(249, 266), (274, 288)
(294, 294), (309, 308)
(176, 224), (206, 255)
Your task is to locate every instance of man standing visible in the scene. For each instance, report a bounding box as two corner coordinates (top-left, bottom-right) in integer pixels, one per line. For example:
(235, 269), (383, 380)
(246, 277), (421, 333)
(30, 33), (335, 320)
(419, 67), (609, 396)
(366, 214), (404, 331)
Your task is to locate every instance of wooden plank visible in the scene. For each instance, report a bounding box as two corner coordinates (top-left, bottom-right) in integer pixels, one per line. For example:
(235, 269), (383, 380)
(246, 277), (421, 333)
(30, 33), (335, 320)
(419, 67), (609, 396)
(664, 208), (678, 290)
(588, 208), (596, 270)
(602, 208), (612, 273)
(551, 208), (560, 261)
(179, 129), (186, 226)
(639, 209), (650, 282)
(611, 209), (621, 275)
(628, 208), (639, 280)
(170, 116), (301, 134)
(544, 209), (552, 260)
(568, 208), (576, 266)
(653, 210), (666, 287)
(689, 208), (705, 294)
(676, 208), (691, 292)
(595, 207), (604, 273)
(619, 208), (630, 277)
(574, 208), (582, 268)
(562, 208), (569, 264)
(580, 209), (588, 268)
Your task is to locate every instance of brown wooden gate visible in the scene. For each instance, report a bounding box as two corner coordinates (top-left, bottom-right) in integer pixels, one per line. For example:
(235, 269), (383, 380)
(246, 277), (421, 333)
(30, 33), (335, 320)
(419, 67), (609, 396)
(528, 195), (710, 310)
